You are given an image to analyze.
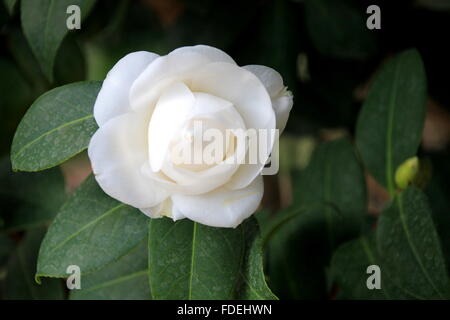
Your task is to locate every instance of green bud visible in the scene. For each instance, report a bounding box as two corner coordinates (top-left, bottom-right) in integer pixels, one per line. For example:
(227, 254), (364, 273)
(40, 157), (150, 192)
(395, 156), (419, 190)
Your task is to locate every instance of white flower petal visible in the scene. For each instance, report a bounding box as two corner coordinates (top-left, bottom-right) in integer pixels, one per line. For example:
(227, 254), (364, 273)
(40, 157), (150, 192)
(140, 198), (185, 220)
(161, 161), (237, 194)
(170, 45), (236, 65)
(93, 51), (159, 126)
(139, 207), (161, 219)
(148, 82), (196, 172)
(225, 118), (275, 190)
(171, 175), (264, 228)
(244, 65), (294, 132)
(88, 111), (170, 208)
(191, 62), (274, 131)
(187, 92), (246, 130)
(130, 51), (210, 113)
(272, 92), (293, 133)
(190, 62), (276, 190)
(160, 92), (245, 188)
(243, 65), (284, 97)
(141, 162), (235, 196)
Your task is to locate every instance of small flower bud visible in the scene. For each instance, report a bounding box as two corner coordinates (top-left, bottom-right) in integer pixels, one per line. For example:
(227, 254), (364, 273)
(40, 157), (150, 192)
(395, 156), (419, 190)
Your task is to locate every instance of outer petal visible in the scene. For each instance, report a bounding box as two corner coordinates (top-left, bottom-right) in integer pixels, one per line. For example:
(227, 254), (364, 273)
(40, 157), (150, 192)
(171, 175), (264, 228)
(170, 45), (236, 65)
(88, 111), (170, 208)
(130, 51), (212, 113)
(272, 91), (293, 133)
(93, 51), (159, 126)
(244, 65), (293, 132)
(140, 198), (185, 220)
(243, 65), (283, 97)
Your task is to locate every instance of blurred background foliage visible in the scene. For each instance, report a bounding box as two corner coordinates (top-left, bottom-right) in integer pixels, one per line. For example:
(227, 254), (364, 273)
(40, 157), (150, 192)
(0, 0), (450, 299)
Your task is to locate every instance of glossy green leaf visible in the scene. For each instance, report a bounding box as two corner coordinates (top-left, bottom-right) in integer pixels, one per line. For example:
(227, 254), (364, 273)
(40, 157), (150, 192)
(294, 136), (366, 238)
(11, 81), (101, 172)
(36, 175), (147, 281)
(235, 219), (277, 300)
(266, 205), (341, 299)
(331, 235), (381, 299)
(5, 228), (64, 299)
(148, 217), (275, 300)
(70, 238), (150, 300)
(148, 218), (243, 300)
(355, 49), (427, 195)
(7, 29), (88, 95)
(267, 137), (366, 299)
(332, 187), (450, 300)
(20, 0), (96, 81)
(377, 187), (449, 299)
(331, 235), (394, 299)
(6, 28), (50, 94)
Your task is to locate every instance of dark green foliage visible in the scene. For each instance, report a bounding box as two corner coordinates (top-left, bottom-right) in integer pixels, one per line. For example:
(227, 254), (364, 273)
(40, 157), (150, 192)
(1, 0), (449, 301)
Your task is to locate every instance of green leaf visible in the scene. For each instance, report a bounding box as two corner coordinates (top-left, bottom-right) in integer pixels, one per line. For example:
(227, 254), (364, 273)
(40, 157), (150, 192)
(7, 29), (88, 94)
(235, 220), (277, 300)
(3, 0), (17, 15)
(332, 187), (450, 300)
(355, 49), (427, 195)
(331, 234), (413, 300)
(6, 28), (50, 94)
(294, 136), (366, 238)
(4, 228), (64, 299)
(377, 187), (449, 299)
(148, 218), (243, 300)
(304, 0), (377, 60)
(266, 205), (340, 299)
(20, 0), (96, 81)
(331, 235), (381, 299)
(70, 238), (150, 300)
(36, 175), (147, 281)
(11, 81), (101, 172)
(266, 137), (366, 299)
(0, 157), (66, 231)
(148, 217), (275, 300)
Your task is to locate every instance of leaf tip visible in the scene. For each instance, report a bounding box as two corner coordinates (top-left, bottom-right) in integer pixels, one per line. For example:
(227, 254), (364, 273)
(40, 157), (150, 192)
(34, 274), (42, 285)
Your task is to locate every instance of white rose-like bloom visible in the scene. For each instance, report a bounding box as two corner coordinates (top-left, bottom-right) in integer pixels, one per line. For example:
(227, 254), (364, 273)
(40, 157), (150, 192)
(88, 45), (293, 228)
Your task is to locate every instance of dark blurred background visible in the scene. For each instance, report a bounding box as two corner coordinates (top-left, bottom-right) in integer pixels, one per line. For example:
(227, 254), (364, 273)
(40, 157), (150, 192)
(0, 0), (449, 299)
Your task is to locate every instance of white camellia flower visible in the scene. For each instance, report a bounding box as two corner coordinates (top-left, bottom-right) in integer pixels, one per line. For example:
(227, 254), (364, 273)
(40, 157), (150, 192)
(88, 45), (293, 228)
